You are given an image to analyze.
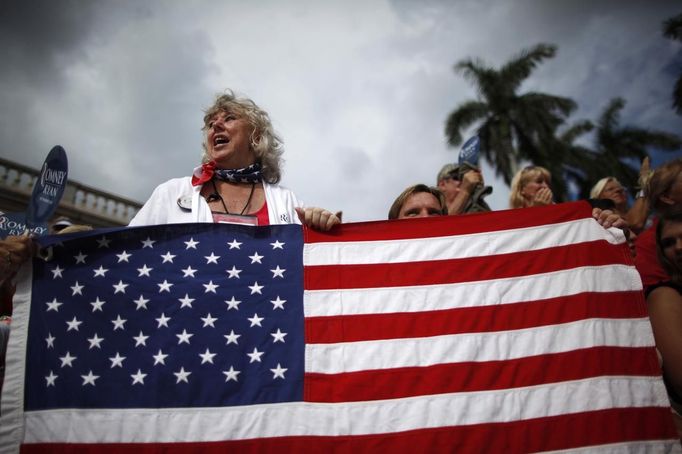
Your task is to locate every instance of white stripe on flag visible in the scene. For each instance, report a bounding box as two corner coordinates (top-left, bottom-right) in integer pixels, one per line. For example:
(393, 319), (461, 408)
(23, 376), (669, 444)
(306, 318), (654, 374)
(303, 219), (624, 266)
(304, 266), (642, 317)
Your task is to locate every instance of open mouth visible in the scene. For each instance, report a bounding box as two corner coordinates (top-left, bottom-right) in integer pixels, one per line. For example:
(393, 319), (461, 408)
(214, 135), (229, 146)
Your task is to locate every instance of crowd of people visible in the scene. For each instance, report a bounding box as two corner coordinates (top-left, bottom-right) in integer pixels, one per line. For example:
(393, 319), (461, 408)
(0, 89), (681, 437)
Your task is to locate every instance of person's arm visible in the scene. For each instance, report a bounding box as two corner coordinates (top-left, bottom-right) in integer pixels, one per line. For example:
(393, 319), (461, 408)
(447, 170), (482, 215)
(647, 285), (682, 396)
(624, 196), (649, 233)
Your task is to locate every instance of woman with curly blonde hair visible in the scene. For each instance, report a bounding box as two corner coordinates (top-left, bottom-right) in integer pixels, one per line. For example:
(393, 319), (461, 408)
(131, 90), (338, 230)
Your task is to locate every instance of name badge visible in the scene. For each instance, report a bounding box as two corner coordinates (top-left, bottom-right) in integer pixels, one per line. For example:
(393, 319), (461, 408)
(212, 213), (259, 226)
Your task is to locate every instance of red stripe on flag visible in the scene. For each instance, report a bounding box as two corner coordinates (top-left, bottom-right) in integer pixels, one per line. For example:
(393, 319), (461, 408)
(305, 241), (630, 290)
(22, 407), (676, 454)
(304, 347), (662, 402)
(306, 291), (647, 343)
(304, 201), (593, 243)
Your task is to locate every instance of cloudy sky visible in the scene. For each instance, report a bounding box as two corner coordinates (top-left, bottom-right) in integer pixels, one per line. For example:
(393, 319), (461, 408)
(1, 0), (681, 222)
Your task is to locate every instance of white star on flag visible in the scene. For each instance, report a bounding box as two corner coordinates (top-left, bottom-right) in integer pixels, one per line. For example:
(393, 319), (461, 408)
(70, 281), (84, 295)
(93, 266), (108, 277)
(46, 298), (62, 312)
(81, 371), (99, 386)
(90, 297), (106, 312)
(116, 250), (131, 262)
(203, 281), (219, 293)
(74, 252), (87, 264)
(271, 328), (287, 343)
(270, 296), (286, 310)
(249, 281), (264, 294)
(248, 313), (264, 327)
(109, 353), (126, 368)
(224, 330), (240, 345)
(96, 236), (111, 248)
(45, 333), (55, 348)
(225, 297), (241, 310)
(160, 251), (176, 263)
(51, 266), (63, 278)
(45, 371), (58, 387)
(227, 239), (242, 249)
(155, 313), (171, 328)
(157, 280), (173, 293)
(247, 347), (264, 363)
(222, 366), (240, 382)
(153, 349), (169, 365)
(270, 240), (285, 249)
(87, 333), (104, 349)
(111, 315), (127, 330)
(141, 237), (156, 248)
(205, 253), (220, 264)
(249, 252), (264, 264)
(59, 352), (76, 367)
(66, 317), (82, 332)
(173, 367), (191, 384)
(176, 329), (193, 345)
(270, 266), (285, 278)
(199, 348), (217, 364)
(133, 331), (149, 347)
(201, 313), (217, 327)
(178, 294), (195, 308)
(182, 266), (197, 277)
(134, 295), (150, 310)
(137, 264), (153, 277)
(113, 280), (129, 294)
(184, 238), (199, 249)
(270, 363), (287, 379)
(131, 369), (147, 385)
(226, 266), (242, 278)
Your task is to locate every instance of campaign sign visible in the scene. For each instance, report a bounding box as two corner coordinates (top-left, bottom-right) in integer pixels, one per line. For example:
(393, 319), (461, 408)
(0, 211), (48, 239)
(458, 135), (480, 166)
(26, 145), (68, 229)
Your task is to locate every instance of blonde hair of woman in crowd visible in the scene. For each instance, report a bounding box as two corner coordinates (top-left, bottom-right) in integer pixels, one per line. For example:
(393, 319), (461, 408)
(509, 165), (553, 209)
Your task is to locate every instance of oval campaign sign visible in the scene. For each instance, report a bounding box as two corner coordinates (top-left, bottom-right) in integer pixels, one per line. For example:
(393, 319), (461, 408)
(458, 135), (480, 166)
(26, 145), (69, 228)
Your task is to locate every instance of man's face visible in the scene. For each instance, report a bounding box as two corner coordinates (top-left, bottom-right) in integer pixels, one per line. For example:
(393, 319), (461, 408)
(438, 175), (461, 199)
(398, 192), (444, 219)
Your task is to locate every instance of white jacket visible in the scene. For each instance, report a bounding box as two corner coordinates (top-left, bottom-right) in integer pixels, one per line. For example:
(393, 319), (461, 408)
(129, 177), (302, 226)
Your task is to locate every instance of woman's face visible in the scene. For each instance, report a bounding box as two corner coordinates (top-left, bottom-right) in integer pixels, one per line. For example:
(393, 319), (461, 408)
(205, 110), (255, 168)
(600, 180), (627, 206)
(521, 173), (550, 200)
(660, 219), (682, 271)
(398, 192), (443, 219)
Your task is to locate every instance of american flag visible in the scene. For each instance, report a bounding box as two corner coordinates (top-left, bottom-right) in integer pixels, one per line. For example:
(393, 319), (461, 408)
(1, 201), (679, 453)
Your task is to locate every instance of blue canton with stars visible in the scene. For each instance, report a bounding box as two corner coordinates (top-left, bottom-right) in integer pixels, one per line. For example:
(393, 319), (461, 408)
(25, 223), (304, 409)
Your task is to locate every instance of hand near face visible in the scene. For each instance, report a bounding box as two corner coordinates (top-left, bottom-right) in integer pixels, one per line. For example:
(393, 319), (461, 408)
(460, 170), (483, 194)
(531, 187), (553, 207)
(591, 207), (628, 230)
(295, 207), (341, 231)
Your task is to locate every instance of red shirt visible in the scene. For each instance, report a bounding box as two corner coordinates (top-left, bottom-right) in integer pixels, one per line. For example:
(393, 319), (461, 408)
(634, 219), (670, 291)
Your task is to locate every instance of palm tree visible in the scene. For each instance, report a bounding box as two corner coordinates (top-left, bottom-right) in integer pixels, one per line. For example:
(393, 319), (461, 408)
(544, 119), (595, 202)
(445, 43), (576, 185)
(576, 98), (681, 198)
(663, 13), (682, 114)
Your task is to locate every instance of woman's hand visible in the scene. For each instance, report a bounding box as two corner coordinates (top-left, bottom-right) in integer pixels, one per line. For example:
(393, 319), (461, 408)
(295, 207), (341, 231)
(531, 187), (553, 207)
(0, 235), (37, 281)
(591, 207), (628, 230)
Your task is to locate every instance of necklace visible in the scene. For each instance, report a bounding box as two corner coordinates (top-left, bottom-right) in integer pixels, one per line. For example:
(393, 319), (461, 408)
(207, 179), (256, 215)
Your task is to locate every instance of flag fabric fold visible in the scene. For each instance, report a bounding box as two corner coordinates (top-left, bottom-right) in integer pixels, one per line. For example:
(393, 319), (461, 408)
(0, 201), (679, 453)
